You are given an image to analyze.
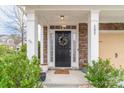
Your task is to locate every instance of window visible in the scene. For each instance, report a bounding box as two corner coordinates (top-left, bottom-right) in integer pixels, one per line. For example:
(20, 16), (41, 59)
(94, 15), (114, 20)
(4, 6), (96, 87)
(50, 33), (54, 62)
(50, 25), (76, 29)
(73, 33), (76, 62)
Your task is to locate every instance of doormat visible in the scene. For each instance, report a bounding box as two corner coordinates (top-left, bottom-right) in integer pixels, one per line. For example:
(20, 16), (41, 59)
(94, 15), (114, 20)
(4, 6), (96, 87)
(54, 69), (69, 74)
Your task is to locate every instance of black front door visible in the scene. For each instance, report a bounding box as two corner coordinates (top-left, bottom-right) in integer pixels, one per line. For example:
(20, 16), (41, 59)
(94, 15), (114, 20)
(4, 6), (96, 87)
(55, 31), (71, 67)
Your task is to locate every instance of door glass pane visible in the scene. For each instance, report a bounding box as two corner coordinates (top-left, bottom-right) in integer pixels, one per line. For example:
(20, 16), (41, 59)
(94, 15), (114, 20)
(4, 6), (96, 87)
(73, 33), (76, 62)
(50, 33), (54, 62)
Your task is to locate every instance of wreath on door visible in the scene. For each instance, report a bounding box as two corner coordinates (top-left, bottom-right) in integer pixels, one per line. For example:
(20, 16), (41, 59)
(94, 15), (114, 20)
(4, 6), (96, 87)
(58, 35), (68, 46)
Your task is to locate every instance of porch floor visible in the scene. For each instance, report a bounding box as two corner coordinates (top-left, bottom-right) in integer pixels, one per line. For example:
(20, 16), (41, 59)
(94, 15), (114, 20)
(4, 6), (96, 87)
(43, 70), (89, 88)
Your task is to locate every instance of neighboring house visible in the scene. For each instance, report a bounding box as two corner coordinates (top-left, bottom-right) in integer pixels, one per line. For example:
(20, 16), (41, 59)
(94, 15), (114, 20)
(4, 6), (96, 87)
(6, 38), (15, 48)
(16, 39), (27, 49)
(25, 5), (124, 69)
(0, 35), (13, 46)
(0, 34), (24, 49)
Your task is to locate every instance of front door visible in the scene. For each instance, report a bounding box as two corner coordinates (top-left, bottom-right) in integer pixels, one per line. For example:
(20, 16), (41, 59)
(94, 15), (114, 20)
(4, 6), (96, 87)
(55, 31), (71, 67)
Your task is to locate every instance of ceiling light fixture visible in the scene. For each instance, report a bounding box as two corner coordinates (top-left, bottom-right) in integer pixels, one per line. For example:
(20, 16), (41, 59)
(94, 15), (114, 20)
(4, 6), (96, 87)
(60, 15), (64, 20)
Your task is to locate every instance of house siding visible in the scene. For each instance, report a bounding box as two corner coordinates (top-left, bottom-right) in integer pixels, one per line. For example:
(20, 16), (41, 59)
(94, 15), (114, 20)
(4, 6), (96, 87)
(100, 33), (124, 68)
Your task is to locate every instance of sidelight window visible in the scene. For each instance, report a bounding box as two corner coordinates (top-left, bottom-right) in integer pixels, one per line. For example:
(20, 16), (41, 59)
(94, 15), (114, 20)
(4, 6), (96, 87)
(50, 33), (54, 62)
(73, 33), (76, 62)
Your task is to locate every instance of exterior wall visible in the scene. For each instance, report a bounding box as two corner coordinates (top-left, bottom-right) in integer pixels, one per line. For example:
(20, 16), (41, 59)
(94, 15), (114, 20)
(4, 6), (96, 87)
(79, 23), (88, 68)
(79, 23), (124, 68)
(43, 26), (48, 64)
(43, 23), (124, 68)
(100, 23), (124, 30)
(99, 23), (124, 68)
(100, 32), (124, 68)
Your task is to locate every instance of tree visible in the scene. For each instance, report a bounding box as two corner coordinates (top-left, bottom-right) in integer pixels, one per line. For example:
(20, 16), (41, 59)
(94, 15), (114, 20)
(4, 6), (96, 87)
(9, 34), (22, 46)
(0, 5), (26, 46)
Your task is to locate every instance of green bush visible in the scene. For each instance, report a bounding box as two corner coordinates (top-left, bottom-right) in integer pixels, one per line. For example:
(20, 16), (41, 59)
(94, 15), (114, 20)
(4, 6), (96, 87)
(0, 45), (14, 56)
(85, 58), (124, 88)
(0, 45), (42, 88)
(19, 44), (27, 53)
(19, 43), (40, 59)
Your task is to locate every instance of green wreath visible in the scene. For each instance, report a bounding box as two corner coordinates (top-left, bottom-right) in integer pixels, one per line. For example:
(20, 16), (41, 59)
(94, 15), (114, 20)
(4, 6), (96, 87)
(58, 35), (68, 46)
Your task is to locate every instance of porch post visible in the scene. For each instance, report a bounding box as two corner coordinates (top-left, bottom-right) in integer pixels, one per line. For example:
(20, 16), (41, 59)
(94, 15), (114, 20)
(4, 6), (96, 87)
(27, 11), (38, 59)
(88, 10), (100, 65)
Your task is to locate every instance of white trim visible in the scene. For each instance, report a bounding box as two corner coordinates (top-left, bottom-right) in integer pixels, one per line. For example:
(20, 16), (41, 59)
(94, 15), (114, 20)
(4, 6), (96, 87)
(26, 6), (124, 11)
(47, 25), (50, 67)
(27, 12), (38, 59)
(48, 25), (79, 69)
(40, 25), (44, 64)
(88, 10), (99, 65)
(77, 24), (79, 68)
(71, 30), (73, 68)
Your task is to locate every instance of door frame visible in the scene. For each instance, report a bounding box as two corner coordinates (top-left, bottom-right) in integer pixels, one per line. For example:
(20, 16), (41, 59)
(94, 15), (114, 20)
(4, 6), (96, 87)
(48, 25), (79, 69)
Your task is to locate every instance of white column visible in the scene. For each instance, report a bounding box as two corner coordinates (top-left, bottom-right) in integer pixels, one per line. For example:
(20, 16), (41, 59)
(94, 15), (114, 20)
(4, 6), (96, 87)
(88, 10), (100, 65)
(27, 11), (38, 59)
(40, 25), (44, 64)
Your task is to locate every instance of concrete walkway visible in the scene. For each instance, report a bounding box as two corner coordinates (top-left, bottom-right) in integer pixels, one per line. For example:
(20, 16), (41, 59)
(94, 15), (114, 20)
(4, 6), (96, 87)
(43, 70), (89, 88)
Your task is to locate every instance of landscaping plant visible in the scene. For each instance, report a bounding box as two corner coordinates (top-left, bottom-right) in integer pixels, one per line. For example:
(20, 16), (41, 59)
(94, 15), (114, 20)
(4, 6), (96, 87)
(0, 45), (42, 88)
(0, 45), (14, 56)
(85, 58), (124, 88)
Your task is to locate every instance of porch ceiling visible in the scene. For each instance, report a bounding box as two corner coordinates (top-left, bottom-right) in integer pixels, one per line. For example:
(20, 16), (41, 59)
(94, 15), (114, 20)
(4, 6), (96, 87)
(25, 5), (124, 25)
(100, 11), (124, 23)
(37, 10), (124, 25)
(36, 10), (88, 25)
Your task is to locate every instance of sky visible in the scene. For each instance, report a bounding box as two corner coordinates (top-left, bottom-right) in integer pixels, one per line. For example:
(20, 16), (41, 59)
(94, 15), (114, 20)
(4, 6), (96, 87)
(0, 5), (20, 35)
(0, 5), (41, 41)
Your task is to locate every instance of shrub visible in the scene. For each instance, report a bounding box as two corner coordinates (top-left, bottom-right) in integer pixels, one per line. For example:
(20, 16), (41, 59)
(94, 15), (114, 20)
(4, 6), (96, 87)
(19, 44), (27, 53)
(85, 58), (124, 88)
(0, 45), (14, 56)
(19, 43), (40, 59)
(0, 45), (42, 88)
